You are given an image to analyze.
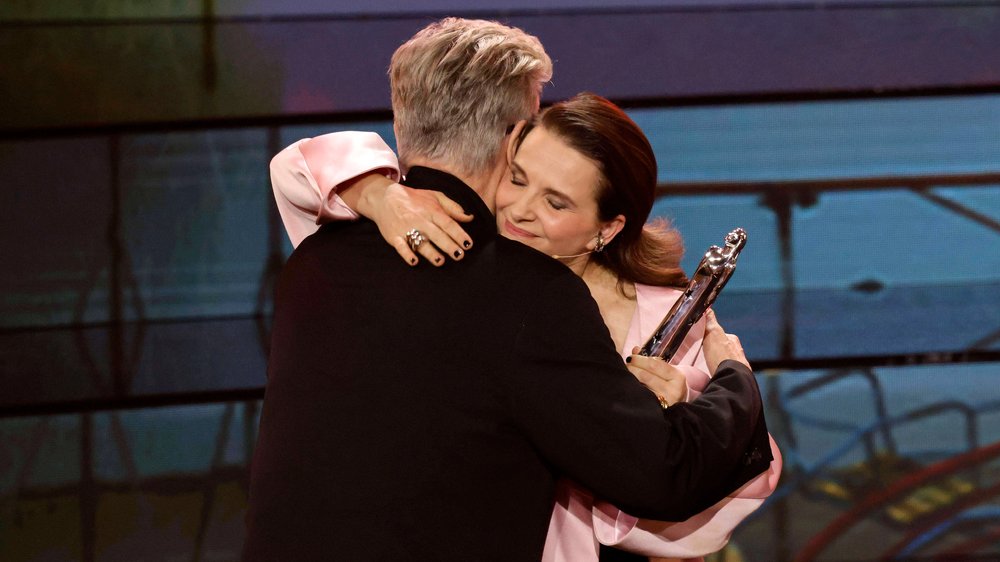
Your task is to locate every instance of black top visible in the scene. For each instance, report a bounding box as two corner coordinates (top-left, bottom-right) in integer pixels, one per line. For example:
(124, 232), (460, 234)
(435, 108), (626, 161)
(243, 166), (771, 561)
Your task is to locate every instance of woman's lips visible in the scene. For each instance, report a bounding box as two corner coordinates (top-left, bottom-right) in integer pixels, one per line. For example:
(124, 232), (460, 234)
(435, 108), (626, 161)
(503, 219), (537, 238)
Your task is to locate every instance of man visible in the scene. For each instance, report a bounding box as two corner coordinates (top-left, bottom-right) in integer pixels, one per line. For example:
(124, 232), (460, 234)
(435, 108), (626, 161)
(243, 18), (770, 561)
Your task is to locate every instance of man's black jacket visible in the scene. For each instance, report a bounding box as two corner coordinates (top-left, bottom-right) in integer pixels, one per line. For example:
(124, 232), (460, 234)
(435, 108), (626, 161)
(243, 167), (771, 561)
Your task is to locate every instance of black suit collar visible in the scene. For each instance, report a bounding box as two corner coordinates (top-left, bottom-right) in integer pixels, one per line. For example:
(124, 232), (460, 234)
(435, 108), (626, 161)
(402, 166), (498, 245)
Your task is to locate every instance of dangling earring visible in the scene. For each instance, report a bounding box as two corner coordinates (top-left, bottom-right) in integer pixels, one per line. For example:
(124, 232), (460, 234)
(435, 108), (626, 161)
(594, 233), (606, 253)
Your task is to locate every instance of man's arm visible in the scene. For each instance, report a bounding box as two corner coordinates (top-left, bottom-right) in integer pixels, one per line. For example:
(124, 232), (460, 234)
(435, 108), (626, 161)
(508, 273), (772, 522)
(591, 432), (782, 556)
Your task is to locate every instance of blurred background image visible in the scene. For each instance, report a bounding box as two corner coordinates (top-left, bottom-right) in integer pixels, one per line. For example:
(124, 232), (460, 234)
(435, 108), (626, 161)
(1, 1), (999, 560)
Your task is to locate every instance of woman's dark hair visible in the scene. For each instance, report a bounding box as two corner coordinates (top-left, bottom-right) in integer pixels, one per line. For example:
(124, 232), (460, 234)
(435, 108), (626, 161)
(515, 92), (688, 289)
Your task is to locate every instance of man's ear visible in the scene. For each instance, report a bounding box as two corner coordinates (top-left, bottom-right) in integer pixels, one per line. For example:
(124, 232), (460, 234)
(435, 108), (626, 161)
(505, 120), (529, 165)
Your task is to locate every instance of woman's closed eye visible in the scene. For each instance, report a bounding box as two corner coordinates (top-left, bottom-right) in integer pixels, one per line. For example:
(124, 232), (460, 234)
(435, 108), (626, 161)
(546, 197), (568, 211)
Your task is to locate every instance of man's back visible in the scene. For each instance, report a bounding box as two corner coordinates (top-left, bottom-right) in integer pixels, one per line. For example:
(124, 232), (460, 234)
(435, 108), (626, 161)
(244, 167), (771, 561)
(244, 168), (618, 560)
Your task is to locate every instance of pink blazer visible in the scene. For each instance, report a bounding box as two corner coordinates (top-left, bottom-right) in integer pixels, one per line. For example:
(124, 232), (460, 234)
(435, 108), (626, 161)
(269, 132), (782, 561)
(549, 284), (782, 562)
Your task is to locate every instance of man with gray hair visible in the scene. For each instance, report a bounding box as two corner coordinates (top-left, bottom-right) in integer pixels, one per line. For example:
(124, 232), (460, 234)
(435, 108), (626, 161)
(243, 17), (769, 561)
(389, 18), (549, 176)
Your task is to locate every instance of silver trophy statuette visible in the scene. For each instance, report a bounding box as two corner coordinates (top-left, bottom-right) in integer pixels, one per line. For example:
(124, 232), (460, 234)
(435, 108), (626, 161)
(638, 228), (747, 361)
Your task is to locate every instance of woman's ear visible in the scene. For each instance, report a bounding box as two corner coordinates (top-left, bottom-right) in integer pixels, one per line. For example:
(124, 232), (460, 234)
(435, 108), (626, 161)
(599, 215), (627, 247)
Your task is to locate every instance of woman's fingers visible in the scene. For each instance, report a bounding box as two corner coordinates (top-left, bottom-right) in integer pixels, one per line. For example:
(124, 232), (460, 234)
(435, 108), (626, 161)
(411, 220), (465, 266)
(426, 216), (469, 263)
(424, 192), (473, 258)
(627, 354), (687, 407)
(433, 192), (475, 224)
(391, 225), (447, 267)
(413, 223), (450, 266)
(702, 309), (750, 372)
(397, 188), (471, 264)
(374, 185), (473, 266)
(391, 235), (420, 267)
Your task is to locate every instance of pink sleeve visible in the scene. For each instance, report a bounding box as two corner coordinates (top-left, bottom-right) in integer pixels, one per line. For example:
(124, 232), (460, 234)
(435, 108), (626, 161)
(269, 131), (400, 248)
(593, 496), (763, 558)
(591, 435), (782, 557)
(688, 343), (710, 396)
(676, 364), (708, 401)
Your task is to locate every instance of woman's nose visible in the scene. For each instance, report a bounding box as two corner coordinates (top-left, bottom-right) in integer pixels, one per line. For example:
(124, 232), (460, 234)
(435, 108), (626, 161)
(508, 192), (537, 221)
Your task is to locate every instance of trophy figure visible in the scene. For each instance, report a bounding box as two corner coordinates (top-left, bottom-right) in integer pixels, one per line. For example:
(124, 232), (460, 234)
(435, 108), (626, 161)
(638, 228), (747, 361)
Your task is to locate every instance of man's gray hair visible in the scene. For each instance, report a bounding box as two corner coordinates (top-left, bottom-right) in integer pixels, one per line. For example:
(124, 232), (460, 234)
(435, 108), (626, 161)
(389, 18), (553, 175)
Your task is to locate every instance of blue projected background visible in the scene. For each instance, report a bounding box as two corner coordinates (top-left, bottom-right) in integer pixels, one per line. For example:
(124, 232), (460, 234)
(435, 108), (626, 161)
(4, 96), (996, 323)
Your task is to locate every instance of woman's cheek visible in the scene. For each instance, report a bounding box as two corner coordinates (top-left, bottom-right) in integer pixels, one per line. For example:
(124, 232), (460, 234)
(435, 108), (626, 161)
(495, 181), (519, 210)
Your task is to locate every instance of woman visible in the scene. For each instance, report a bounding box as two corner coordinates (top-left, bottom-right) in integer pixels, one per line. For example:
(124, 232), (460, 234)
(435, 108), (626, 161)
(269, 93), (781, 562)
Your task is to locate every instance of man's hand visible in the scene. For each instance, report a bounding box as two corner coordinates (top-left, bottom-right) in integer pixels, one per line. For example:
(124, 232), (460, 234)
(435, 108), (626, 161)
(343, 172), (474, 266)
(702, 309), (749, 373)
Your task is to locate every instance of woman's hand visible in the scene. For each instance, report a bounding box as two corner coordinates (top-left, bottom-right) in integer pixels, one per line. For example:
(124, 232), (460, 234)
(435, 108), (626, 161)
(626, 349), (688, 408)
(702, 309), (749, 373)
(352, 174), (474, 266)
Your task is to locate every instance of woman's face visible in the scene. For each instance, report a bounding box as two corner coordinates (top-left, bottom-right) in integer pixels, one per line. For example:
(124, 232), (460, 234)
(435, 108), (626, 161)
(495, 126), (621, 260)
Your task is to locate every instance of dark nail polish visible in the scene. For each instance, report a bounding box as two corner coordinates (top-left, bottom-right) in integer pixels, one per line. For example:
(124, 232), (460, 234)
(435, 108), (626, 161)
(410, 258), (417, 265)
(435, 257), (442, 264)
(463, 240), (471, 248)
(625, 356), (632, 363)
(453, 250), (462, 258)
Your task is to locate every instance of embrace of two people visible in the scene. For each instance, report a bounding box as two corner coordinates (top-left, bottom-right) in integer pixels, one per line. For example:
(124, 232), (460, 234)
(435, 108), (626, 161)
(243, 17), (780, 562)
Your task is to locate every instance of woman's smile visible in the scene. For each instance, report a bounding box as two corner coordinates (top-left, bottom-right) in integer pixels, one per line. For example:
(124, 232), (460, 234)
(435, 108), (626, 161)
(503, 219), (537, 239)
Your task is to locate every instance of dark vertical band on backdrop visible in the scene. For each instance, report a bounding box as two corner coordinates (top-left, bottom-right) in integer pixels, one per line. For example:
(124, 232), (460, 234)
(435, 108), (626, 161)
(760, 189), (797, 360)
(202, 0), (217, 92)
(108, 134), (125, 396)
(192, 403), (235, 562)
(256, 126), (286, 359)
(80, 413), (96, 562)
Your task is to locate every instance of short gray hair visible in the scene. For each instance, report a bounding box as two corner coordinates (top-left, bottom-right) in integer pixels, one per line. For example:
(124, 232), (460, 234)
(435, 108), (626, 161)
(389, 18), (552, 175)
